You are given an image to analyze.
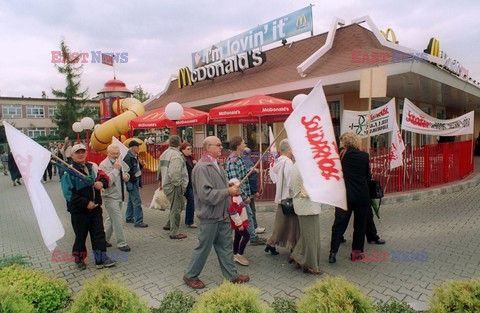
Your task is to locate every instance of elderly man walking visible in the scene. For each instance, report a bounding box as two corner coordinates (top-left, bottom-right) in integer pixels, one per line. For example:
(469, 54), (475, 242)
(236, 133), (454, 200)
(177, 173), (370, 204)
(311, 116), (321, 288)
(60, 144), (116, 270)
(158, 135), (189, 239)
(124, 141), (148, 228)
(183, 136), (250, 289)
(99, 144), (131, 252)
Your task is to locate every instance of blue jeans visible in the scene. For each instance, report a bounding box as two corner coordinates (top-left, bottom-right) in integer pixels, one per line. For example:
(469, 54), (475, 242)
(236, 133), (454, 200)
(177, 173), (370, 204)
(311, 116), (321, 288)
(184, 185), (195, 225)
(126, 180), (144, 225)
(245, 203), (256, 240)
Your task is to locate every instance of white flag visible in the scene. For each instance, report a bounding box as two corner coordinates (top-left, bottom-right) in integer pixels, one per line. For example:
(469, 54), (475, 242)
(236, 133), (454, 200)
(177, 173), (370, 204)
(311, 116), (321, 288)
(341, 98), (396, 138)
(401, 98), (474, 136)
(284, 81), (347, 210)
(112, 136), (129, 161)
(389, 120), (405, 169)
(3, 122), (64, 251)
(268, 126), (278, 183)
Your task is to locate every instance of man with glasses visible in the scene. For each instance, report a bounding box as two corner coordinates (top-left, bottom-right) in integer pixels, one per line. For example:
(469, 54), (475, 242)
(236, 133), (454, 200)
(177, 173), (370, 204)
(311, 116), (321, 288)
(184, 136), (249, 289)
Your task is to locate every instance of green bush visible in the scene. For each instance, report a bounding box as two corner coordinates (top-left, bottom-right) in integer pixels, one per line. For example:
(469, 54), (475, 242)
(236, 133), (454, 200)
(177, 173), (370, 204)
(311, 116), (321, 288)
(0, 286), (35, 313)
(429, 278), (480, 312)
(151, 289), (196, 313)
(0, 264), (70, 313)
(373, 298), (416, 313)
(297, 276), (374, 313)
(0, 255), (31, 269)
(192, 281), (272, 313)
(68, 272), (150, 313)
(271, 296), (297, 313)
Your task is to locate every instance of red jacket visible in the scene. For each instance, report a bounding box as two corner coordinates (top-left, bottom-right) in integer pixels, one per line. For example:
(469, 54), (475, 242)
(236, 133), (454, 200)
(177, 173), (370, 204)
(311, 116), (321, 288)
(228, 195), (249, 230)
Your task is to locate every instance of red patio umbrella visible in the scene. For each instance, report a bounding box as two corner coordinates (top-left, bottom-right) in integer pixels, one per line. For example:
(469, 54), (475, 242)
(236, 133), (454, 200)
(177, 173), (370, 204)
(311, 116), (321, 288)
(209, 95), (292, 123)
(209, 94), (292, 188)
(129, 106), (209, 129)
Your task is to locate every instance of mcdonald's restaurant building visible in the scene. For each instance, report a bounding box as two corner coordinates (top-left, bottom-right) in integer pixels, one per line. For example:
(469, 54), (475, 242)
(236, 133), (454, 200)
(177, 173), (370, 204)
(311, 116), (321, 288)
(145, 17), (480, 154)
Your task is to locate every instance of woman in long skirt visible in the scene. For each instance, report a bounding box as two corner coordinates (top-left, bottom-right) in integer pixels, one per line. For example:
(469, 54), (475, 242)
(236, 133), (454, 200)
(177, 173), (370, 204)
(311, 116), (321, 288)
(265, 139), (300, 255)
(288, 163), (322, 275)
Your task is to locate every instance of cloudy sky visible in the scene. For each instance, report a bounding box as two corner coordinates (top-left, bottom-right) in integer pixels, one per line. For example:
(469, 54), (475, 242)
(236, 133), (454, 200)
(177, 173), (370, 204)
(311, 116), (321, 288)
(0, 0), (478, 99)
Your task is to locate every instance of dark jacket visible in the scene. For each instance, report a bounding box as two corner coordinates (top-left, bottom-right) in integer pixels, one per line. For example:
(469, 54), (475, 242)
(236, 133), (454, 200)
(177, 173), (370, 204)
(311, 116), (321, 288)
(340, 147), (372, 209)
(242, 151), (258, 194)
(184, 155), (195, 190)
(124, 150), (143, 184)
(60, 162), (109, 214)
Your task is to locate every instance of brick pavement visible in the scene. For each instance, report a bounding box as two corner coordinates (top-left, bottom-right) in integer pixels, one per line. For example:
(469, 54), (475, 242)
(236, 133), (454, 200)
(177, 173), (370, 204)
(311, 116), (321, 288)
(1, 174), (480, 310)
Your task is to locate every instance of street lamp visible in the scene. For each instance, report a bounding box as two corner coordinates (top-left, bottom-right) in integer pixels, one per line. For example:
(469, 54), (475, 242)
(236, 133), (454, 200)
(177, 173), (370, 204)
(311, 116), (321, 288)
(72, 122), (83, 143)
(80, 117), (95, 153)
(292, 94), (308, 110)
(165, 102), (184, 135)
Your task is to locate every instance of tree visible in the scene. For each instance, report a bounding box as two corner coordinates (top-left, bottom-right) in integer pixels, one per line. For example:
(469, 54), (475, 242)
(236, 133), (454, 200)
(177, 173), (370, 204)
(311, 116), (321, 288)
(51, 40), (94, 138)
(132, 85), (151, 103)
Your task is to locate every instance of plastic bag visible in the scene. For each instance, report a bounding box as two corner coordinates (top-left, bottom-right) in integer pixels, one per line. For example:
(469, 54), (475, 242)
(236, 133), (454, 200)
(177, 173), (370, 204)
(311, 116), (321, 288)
(149, 188), (170, 211)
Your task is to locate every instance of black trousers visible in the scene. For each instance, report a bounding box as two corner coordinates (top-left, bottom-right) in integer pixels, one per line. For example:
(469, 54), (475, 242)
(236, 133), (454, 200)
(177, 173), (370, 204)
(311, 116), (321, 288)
(43, 162), (52, 181)
(330, 205), (369, 253)
(71, 208), (107, 264)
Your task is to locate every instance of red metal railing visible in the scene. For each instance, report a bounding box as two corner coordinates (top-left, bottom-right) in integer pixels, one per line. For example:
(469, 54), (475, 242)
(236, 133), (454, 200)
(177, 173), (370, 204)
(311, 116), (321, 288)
(135, 140), (474, 200)
(370, 140), (474, 194)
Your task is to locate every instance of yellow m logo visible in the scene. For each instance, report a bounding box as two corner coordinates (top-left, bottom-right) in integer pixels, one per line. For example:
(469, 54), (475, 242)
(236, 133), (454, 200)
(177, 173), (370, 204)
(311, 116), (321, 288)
(296, 15), (307, 29)
(178, 67), (193, 89)
(424, 38), (440, 57)
(381, 28), (398, 44)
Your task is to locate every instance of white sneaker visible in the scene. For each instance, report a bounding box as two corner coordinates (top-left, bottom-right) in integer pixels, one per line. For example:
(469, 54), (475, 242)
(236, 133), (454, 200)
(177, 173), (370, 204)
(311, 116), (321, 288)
(255, 227), (266, 234)
(234, 254), (249, 266)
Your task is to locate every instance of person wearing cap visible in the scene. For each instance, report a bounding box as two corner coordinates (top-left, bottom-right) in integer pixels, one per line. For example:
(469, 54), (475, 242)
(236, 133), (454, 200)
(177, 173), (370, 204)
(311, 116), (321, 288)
(158, 135), (189, 239)
(124, 140), (148, 227)
(99, 144), (131, 252)
(60, 143), (116, 270)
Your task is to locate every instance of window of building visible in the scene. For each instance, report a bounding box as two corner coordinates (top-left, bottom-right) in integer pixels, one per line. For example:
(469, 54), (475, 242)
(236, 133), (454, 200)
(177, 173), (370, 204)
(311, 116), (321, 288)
(28, 128), (46, 138)
(2, 104), (22, 118)
(50, 128), (59, 136)
(26, 105), (45, 118)
(328, 100), (341, 143)
(91, 107), (100, 119)
(48, 106), (58, 118)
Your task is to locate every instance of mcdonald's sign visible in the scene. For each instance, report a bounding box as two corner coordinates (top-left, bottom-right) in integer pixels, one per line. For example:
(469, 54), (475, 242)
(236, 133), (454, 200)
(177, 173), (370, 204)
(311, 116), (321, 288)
(178, 67), (193, 89)
(296, 15), (308, 29)
(381, 28), (398, 44)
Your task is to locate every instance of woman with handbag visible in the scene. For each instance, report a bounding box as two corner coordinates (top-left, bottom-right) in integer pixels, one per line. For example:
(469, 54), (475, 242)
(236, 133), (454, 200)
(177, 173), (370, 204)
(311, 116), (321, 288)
(180, 142), (197, 228)
(265, 139), (300, 255)
(288, 163), (323, 275)
(329, 132), (372, 263)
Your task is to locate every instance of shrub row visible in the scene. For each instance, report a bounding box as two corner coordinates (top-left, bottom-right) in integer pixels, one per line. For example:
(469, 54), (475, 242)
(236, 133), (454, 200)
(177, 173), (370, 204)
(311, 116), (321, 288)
(1, 258), (479, 312)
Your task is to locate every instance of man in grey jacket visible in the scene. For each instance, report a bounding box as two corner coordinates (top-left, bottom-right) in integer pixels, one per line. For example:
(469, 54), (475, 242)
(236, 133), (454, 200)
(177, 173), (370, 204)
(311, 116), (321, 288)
(99, 144), (131, 252)
(183, 136), (250, 289)
(158, 135), (189, 239)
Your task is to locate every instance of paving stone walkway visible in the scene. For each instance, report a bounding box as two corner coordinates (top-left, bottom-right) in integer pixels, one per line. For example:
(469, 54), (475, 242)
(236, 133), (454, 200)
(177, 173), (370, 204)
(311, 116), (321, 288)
(1, 174), (479, 310)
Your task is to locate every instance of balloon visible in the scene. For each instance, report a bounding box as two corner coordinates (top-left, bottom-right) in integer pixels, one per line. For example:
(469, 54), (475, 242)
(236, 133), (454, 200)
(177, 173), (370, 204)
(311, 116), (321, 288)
(292, 94), (308, 110)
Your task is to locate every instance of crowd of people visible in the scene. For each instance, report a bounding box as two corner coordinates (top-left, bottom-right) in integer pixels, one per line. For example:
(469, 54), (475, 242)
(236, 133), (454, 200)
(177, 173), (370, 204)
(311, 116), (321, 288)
(2, 131), (386, 286)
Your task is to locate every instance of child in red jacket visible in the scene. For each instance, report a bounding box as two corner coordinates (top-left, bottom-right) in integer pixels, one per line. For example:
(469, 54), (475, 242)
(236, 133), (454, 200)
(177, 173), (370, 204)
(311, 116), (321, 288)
(228, 178), (250, 266)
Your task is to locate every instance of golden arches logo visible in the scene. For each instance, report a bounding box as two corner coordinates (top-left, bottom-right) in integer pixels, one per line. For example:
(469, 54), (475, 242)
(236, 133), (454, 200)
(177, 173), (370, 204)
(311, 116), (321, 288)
(178, 67), (193, 89)
(424, 38), (440, 57)
(296, 15), (307, 29)
(380, 28), (398, 44)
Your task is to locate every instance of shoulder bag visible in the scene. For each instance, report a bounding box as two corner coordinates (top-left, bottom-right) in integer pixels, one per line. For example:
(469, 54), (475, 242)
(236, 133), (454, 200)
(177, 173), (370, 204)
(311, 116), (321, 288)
(279, 163), (296, 216)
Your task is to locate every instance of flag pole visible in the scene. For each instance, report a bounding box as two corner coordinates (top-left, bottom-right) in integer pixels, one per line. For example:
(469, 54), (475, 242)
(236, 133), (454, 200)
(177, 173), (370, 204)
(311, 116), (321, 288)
(366, 68), (373, 150)
(50, 153), (88, 178)
(240, 127), (286, 185)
